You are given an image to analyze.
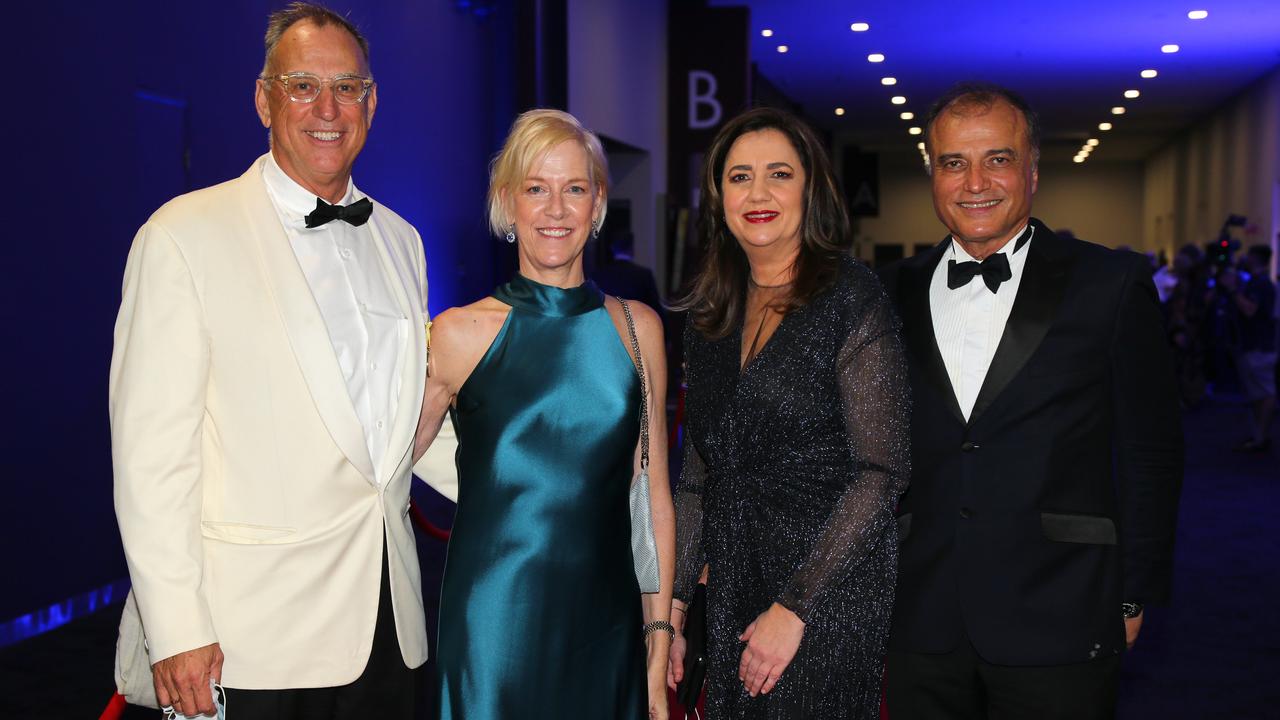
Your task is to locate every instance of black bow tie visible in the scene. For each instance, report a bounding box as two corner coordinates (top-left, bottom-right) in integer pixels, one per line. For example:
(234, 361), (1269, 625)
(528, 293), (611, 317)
(948, 253), (1012, 293)
(304, 197), (372, 228)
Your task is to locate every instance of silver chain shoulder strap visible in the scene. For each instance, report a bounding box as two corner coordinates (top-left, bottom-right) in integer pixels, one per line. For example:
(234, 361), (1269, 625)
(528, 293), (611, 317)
(617, 297), (649, 471)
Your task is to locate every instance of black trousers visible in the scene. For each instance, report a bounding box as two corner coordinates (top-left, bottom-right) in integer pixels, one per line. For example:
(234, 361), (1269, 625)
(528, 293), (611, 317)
(885, 638), (1120, 720)
(221, 545), (419, 720)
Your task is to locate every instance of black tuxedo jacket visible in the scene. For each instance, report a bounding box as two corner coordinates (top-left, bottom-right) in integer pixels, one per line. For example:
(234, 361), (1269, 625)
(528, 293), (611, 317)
(878, 219), (1183, 666)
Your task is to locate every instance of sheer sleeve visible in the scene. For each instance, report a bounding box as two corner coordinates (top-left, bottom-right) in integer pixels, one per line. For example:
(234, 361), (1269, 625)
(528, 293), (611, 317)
(777, 289), (911, 622)
(673, 438), (708, 603)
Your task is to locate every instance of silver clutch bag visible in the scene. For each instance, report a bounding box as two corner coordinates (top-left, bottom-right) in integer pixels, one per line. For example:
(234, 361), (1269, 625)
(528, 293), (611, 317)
(619, 298), (660, 593)
(115, 588), (161, 709)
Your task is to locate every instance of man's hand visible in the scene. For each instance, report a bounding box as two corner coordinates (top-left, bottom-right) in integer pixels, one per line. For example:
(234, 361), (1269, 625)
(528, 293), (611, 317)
(1124, 611), (1143, 650)
(738, 603), (804, 697)
(153, 642), (223, 718)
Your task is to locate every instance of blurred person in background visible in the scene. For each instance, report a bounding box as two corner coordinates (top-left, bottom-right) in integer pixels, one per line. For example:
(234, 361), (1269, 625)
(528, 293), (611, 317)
(1165, 244), (1210, 407)
(595, 228), (664, 316)
(1220, 244), (1276, 451)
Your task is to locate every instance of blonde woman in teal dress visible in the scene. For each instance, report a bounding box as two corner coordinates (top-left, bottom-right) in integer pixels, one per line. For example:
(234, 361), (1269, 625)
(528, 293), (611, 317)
(414, 109), (675, 720)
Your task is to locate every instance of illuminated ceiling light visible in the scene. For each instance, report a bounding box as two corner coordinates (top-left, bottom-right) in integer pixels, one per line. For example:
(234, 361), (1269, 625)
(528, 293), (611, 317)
(900, 111), (915, 120)
(1087, 138), (1100, 146)
(1161, 44), (1180, 53)
(1124, 89), (1140, 99)
(881, 77), (897, 86)
(891, 95), (907, 105)
(1074, 156), (1086, 163)
(1141, 69), (1158, 78)
(1188, 10), (1208, 20)
(1111, 106), (1126, 115)
(761, 29), (774, 38)
(835, 107), (846, 116)
(867, 53), (885, 63)
(850, 22), (870, 32)
(908, 126), (922, 135)
(776, 45), (789, 53)
(1099, 122), (1113, 130)
(917, 142), (926, 150)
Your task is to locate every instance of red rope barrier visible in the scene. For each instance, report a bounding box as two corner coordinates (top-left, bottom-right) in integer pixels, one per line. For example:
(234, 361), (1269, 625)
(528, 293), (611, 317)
(409, 498), (451, 541)
(99, 692), (126, 720)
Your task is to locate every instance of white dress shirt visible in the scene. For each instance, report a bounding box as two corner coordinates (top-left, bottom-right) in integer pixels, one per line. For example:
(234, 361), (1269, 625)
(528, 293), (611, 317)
(930, 224), (1034, 420)
(262, 154), (405, 479)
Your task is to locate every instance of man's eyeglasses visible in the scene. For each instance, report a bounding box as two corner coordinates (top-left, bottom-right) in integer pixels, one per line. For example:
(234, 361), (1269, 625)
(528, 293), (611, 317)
(261, 72), (374, 105)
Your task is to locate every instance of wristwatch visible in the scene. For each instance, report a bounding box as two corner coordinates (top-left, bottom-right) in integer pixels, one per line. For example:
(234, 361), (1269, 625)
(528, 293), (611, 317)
(1121, 602), (1144, 619)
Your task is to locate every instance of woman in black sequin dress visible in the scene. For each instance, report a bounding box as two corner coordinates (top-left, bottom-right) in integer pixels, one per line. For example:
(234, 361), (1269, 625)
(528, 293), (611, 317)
(668, 107), (910, 719)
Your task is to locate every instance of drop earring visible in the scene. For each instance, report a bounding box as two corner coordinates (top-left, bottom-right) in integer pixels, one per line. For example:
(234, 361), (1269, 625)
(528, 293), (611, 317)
(591, 221), (600, 240)
(505, 226), (516, 244)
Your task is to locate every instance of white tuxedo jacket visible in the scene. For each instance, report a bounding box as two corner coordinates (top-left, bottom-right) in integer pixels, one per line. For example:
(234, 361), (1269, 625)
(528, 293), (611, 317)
(111, 154), (458, 689)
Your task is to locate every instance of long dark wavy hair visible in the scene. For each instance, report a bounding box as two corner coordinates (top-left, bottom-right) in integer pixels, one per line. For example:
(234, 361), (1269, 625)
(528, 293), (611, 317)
(679, 107), (852, 339)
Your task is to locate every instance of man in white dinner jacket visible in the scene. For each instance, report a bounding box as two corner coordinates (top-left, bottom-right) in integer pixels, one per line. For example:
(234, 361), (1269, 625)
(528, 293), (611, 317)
(110, 4), (457, 718)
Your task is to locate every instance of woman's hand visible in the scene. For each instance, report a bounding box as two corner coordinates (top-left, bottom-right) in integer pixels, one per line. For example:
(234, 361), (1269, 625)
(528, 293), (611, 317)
(738, 603), (804, 697)
(667, 601), (687, 690)
(1125, 610), (1144, 649)
(646, 632), (672, 720)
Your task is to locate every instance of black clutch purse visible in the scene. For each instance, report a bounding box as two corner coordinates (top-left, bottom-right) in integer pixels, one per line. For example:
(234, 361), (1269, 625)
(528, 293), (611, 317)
(676, 583), (708, 714)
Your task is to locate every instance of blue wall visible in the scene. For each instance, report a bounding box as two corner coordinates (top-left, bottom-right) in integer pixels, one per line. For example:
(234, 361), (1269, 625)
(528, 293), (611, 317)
(2, 0), (516, 622)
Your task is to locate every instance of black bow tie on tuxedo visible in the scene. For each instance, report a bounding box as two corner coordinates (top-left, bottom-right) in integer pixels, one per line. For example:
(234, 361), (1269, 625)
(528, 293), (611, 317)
(947, 226), (1033, 293)
(948, 253), (1012, 293)
(304, 197), (373, 228)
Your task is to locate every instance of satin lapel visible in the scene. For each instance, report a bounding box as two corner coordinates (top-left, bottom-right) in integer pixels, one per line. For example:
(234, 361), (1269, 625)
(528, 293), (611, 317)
(365, 208), (426, 484)
(238, 157), (377, 483)
(900, 241), (965, 424)
(968, 226), (1076, 424)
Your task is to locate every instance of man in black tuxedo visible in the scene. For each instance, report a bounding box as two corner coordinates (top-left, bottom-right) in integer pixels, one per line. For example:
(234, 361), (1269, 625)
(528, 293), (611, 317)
(879, 83), (1183, 719)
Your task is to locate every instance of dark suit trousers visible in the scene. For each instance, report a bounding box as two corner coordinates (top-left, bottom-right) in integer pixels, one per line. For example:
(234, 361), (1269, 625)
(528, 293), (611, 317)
(221, 543), (419, 720)
(886, 636), (1119, 720)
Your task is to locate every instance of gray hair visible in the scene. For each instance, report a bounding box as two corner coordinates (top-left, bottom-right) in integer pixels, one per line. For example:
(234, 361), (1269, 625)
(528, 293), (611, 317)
(922, 82), (1040, 175)
(261, 2), (370, 77)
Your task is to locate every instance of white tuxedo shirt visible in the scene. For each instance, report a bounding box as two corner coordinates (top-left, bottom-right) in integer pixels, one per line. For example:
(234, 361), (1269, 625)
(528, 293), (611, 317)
(111, 154), (458, 689)
(929, 225), (1033, 419)
(262, 154), (403, 476)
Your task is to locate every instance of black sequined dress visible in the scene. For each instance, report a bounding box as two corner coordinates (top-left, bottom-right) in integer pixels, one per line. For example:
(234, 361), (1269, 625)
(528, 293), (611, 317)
(674, 256), (910, 719)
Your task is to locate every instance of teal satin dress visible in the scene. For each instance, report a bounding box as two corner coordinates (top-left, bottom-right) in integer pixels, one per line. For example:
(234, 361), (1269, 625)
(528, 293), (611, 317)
(435, 275), (648, 719)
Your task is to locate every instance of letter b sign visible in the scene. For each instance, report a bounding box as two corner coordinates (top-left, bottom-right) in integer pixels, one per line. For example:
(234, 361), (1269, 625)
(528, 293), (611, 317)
(688, 70), (722, 130)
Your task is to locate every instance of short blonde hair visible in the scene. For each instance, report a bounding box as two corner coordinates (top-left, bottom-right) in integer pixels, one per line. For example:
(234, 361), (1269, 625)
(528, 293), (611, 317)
(487, 109), (609, 237)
